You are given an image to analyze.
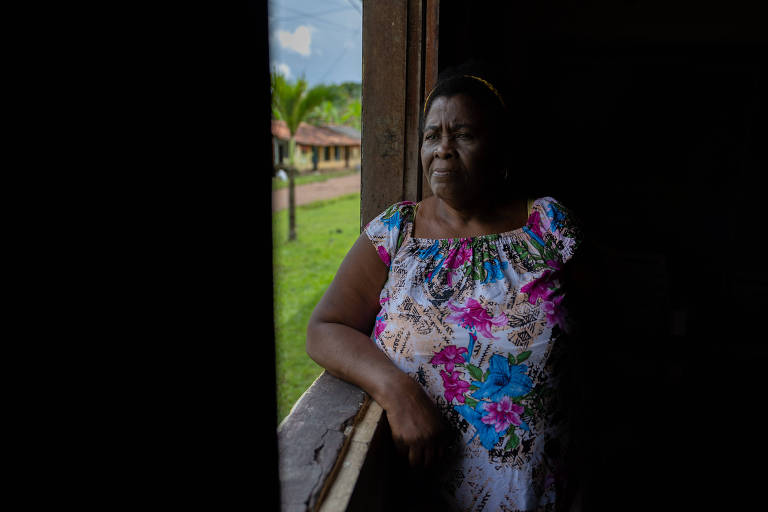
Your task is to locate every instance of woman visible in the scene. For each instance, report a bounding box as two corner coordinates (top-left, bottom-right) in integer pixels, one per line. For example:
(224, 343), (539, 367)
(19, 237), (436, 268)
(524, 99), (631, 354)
(306, 64), (585, 511)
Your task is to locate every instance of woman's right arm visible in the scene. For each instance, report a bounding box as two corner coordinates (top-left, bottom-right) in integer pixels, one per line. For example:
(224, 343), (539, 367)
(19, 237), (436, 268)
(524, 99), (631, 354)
(306, 233), (446, 468)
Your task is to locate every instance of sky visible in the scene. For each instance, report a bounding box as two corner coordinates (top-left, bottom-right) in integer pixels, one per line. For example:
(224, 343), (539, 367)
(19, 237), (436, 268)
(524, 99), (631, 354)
(268, 0), (363, 87)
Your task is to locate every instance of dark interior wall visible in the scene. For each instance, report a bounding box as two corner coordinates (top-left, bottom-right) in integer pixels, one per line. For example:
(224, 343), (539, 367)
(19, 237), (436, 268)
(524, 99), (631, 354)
(438, 2), (766, 510)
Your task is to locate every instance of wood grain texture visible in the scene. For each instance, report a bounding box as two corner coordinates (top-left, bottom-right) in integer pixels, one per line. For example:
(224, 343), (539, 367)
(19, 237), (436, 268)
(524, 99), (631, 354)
(278, 372), (367, 512)
(403, 0), (425, 204)
(317, 401), (385, 512)
(361, 0), (408, 228)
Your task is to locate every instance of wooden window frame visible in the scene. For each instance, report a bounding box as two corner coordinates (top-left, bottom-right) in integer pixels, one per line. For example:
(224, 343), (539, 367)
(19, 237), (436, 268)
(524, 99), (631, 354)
(278, 2), (440, 511)
(360, 0), (439, 228)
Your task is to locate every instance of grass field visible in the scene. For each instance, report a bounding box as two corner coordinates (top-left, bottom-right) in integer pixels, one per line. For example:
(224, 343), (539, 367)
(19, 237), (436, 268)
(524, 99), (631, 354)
(273, 193), (361, 423)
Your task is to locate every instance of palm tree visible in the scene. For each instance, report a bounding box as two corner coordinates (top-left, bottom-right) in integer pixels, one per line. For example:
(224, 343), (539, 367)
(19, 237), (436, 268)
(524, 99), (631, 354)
(271, 72), (336, 240)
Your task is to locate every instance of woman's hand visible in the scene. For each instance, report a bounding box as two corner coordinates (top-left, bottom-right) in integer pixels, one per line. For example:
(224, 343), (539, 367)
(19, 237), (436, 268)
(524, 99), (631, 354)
(381, 374), (448, 469)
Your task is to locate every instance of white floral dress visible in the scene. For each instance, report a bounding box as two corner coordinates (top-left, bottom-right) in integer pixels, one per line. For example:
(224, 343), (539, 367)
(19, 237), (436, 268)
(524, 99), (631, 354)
(364, 197), (583, 512)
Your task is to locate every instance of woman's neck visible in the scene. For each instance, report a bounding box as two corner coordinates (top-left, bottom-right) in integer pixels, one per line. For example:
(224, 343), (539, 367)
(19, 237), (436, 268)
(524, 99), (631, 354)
(415, 194), (530, 239)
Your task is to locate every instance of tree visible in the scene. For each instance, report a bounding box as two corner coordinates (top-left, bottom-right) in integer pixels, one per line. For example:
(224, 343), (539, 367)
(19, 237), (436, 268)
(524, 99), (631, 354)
(306, 83), (361, 129)
(341, 98), (361, 130)
(305, 99), (342, 126)
(270, 72), (336, 241)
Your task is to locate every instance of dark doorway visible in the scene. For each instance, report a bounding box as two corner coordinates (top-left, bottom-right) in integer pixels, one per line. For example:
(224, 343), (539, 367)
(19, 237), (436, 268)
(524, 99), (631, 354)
(435, 2), (766, 510)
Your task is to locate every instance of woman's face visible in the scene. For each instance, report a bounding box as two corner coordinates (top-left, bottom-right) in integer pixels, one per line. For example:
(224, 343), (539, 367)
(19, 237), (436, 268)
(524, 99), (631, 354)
(421, 94), (501, 208)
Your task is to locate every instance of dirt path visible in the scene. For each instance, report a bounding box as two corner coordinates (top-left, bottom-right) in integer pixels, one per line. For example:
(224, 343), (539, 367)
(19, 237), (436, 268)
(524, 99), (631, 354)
(272, 172), (361, 212)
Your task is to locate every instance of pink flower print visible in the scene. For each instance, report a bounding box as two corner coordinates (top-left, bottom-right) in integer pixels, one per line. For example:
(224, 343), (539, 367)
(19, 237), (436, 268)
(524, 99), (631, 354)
(374, 315), (386, 339)
(545, 259), (562, 271)
(527, 210), (544, 239)
(447, 298), (508, 339)
(444, 238), (472, 270)
(481, 396), (524, 433)
(377, 245), (390, 267)
(440, 369), (470, 404)
(542, 295), (567, 331)
(444, 239), (472, 287)
(520, 270), (559, 305)
(430, 345), (468, 372)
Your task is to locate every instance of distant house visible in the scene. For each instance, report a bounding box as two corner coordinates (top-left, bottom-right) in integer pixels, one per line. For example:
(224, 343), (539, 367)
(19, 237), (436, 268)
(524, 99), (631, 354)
(322, 124), (361, 140)
(271, 120), (361, 172)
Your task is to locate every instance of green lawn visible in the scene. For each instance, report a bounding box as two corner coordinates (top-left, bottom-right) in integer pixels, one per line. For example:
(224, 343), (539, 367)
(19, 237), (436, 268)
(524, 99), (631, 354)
(273, 193), (361, 423)
(272, 169), (359, 190)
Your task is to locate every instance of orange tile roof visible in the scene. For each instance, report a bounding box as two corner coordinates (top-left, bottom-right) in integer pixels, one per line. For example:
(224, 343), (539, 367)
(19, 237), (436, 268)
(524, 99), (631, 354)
(271, 120), (360, 147)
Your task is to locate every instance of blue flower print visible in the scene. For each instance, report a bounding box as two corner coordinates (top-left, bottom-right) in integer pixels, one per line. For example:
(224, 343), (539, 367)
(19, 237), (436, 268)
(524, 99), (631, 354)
(454, 402), (503, 450)
(418, 240), (447, 283)
(382, 210), (401, 231)
(427, 255), (447, 283)
(418, 240), (440, 259)
(523, 225), (546, 247)
(464, 332), (477, 363)
(471, 354), (533, 401)
(547, 202), (566, 233)
(481, 258), (509, 284)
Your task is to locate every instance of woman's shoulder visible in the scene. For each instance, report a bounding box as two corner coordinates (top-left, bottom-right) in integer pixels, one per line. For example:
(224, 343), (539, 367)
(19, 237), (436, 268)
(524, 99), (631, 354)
(529, 196), (578, 230)
(363, 201), (418, 234)
(528, 196), (583, 262)
(531, 196), (566, 214)
(363, 201), (418, 268)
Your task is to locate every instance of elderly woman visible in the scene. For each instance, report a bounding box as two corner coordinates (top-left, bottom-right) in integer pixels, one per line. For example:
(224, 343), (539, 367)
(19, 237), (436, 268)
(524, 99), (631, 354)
(306, 63), (585, 511)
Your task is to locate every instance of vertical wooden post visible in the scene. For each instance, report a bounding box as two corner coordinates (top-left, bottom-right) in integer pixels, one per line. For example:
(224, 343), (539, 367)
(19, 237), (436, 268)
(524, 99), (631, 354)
(360, 0), (440, 228)
(402, 0), (426, 204)
(424, 0), (440, 94)
(420, 0), (440, 200)
(361, 0), (408, 228)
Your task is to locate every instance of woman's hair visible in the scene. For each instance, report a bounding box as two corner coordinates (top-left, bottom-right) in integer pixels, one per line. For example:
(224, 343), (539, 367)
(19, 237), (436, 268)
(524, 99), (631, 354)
(420, 60), (511, 137)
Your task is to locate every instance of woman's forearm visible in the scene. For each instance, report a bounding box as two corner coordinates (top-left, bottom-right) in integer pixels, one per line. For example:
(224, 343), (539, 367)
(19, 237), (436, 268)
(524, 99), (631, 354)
(306, 320), (411, 410)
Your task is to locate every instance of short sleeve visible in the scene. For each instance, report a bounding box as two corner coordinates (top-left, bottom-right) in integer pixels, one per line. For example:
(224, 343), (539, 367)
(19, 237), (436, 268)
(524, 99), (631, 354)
(529, 196), (583, 264)
(363, 201), (417, 268)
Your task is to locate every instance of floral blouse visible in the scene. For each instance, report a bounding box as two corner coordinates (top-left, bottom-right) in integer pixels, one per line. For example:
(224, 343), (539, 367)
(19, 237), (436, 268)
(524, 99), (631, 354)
(364, 197), (583, 511)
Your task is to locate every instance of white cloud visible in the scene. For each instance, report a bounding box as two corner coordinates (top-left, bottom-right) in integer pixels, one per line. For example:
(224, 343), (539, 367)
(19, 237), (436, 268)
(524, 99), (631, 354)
(277, 25), (314, 57)
(343, 40), (355, 49)
(276, 62), (291, 78)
